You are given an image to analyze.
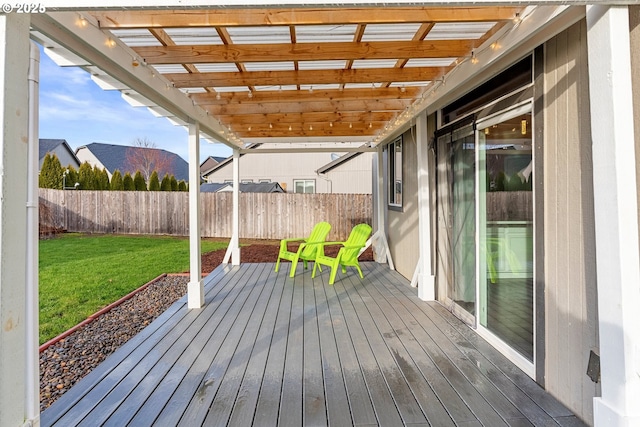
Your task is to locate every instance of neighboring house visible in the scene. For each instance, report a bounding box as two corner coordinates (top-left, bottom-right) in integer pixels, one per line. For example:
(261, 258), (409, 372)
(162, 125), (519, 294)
(203, 143), (372, 194)
(200, 155), (226, 177)
(200, 182), (285, 193)
(39, 139), (80, 170)
(75, 142), (189, 181)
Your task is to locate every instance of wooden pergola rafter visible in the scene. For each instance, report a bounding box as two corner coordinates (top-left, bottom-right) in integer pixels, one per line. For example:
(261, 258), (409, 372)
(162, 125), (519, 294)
(88, 6), (523, 139)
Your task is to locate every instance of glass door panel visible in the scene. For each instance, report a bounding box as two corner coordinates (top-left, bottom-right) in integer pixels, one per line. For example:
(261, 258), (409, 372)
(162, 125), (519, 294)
(477, 111), (534, 361)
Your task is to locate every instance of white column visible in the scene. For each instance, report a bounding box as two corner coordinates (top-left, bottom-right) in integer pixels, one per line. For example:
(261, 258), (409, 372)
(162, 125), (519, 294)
(231, 149), (240, 265)
(223, 149), (241, 265)
(26, 40), (40, 426)
(416, 111), (435, 301)
(586, 6), (640, 426)
(187, 122), (203, 309)
(0, 13), (31, 427)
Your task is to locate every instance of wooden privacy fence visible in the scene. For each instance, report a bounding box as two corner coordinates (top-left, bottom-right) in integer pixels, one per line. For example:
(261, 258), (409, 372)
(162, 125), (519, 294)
(39, 189), (372, 241)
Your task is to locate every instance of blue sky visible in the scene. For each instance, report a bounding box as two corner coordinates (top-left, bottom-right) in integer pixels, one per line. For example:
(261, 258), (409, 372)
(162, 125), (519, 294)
(38, 45), (232, 163)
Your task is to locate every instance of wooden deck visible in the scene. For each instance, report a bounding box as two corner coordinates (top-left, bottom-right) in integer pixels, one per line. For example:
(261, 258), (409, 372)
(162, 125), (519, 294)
(41, 262), (585, 427)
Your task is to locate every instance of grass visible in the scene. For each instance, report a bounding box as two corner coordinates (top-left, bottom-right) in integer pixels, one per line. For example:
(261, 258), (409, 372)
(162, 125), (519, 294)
(39, 233), (228, 345)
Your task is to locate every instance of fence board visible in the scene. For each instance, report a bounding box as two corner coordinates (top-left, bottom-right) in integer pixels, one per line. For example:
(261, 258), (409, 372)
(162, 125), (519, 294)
(39, 189), (371, 241)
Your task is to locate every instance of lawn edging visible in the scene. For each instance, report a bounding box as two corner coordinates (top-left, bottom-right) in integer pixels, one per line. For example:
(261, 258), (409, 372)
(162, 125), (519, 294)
(39, 273), (168, 353)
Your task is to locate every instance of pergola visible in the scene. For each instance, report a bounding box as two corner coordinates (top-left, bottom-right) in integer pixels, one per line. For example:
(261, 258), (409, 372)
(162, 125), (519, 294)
(0, 2), (638, 426)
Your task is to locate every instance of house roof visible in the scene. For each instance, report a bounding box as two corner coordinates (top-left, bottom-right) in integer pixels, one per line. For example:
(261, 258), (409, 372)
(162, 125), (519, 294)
(200, 155), (227, 175)
(76, 142), (189, 181)
(201, 182), (285, 193)
(29, 5), (543, 149)
(39, 139), (78, 162)
(317, 151), (364, 174)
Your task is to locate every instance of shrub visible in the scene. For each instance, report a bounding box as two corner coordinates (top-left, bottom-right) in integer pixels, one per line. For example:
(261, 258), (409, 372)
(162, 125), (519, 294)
(134, 171), (147, 191)
(148, 171), (160, 191)
(110, 170), (124, 190)
(123, 172), (135, 191)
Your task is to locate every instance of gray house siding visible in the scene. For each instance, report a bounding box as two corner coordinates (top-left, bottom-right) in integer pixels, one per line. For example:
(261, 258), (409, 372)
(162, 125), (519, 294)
(543, 20), (599, 423)
(387, 128), (420, 280)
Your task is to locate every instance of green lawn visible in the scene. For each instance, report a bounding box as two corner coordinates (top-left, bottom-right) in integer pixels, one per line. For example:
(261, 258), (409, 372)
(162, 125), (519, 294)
(39, 233), (227, 344)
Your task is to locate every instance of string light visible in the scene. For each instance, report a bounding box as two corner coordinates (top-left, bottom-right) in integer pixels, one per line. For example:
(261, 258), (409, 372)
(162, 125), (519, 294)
(269, 123), (273, 129)
(215, 92), (221, 100)
(289, 125), (292, 131)
(105, 38), (116, 48)
(76, 15), (88, 28)
(471, 51), (478, 65)
(247, 91), (253, 98)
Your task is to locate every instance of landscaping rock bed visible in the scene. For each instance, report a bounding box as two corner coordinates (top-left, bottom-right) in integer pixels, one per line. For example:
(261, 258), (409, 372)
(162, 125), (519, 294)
(39, 241), (373, 411)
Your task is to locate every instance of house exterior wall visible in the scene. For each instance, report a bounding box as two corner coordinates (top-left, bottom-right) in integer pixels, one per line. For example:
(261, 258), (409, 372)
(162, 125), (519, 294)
(75, 147), (109, 176)
(322, 152), (373, 194)
(39, 146), (79, 170)
(387, 128), (420, 280)
(205, 145), (371, 194)
(543, 20), (599, 423)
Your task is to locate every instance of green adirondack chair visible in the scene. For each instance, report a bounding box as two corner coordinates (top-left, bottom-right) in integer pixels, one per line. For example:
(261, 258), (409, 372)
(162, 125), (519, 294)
(312, 223), (372, 285)
(275, 221), (332, 277)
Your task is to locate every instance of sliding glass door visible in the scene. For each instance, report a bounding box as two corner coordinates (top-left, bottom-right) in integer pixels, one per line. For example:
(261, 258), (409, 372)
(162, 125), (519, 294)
(443, 103), (535, 372)
(477, 106), (534, 364)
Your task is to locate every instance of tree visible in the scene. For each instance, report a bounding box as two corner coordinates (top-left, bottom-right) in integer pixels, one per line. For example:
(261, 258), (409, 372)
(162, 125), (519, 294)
(39, 153), (64, 189)
(94, 165), (110, 190)
(148, 170), (160, 191)
(133, 170), (147, 191)
(78, 162), (96, 190)
(170, 175), (178, 191)
(125, 137), (173, 182)
(160, 174), (172, 191)
(178, 180), (187, 192)
(66, 166), (79, 190)
(123, 172), (135, 191)
(111, 170), (124, 190)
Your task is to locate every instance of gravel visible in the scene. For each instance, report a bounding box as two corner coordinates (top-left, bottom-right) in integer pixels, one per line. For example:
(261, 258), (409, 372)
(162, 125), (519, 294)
(39, 275), (189, 411)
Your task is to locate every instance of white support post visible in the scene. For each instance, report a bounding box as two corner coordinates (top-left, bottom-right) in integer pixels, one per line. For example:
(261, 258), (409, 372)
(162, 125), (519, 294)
(25, 41), (40, 427)
(416, 111), (435, 301)
(187, 122), (204, 309)
(586, 6), (640, 427)
(223, 149), (241, 265)
(0, 13), (31, 427)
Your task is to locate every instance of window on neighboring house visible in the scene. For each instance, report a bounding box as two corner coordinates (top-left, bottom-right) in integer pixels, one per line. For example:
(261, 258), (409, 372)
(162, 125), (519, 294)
(258, 179), (271, 183)
(294, 179), (315, 194)
(387, 137), (403, 207)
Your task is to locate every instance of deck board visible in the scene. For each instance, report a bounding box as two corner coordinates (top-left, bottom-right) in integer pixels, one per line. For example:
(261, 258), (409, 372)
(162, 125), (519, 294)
(41, 262), (585, 427)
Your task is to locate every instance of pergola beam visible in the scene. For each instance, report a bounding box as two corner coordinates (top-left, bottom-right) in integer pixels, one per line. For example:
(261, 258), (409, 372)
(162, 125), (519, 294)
(133, 40), (475, 64)
(92, 7), (522, 28)
(168, 67), (443, 88)
(190, 87), (420, 105)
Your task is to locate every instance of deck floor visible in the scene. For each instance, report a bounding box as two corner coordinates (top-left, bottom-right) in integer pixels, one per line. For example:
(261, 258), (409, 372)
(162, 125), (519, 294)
(41, 262), (585, 427)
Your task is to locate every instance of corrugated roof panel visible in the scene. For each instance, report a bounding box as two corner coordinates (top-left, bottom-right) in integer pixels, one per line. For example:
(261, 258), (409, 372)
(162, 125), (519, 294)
(214, 86), (251, 93)
(243, 62), (295, 71)
(226, 26), (291, 44)
(361, 23), (422, 41)
(164, 28), (222, 45)
(298, 60), (347, 70)
(405, 58), (458, 67)
(195, 63), (241, 72)
(296, 25), (357, 43)
(351, 59), (398, 69)
(152, 64), (189, 73)
(426, 22), (497, 40)
(109, 29), (160, 47)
